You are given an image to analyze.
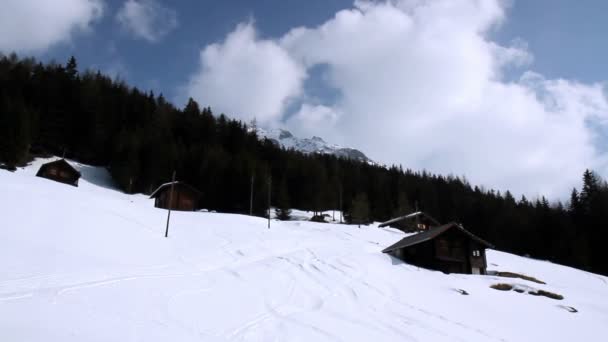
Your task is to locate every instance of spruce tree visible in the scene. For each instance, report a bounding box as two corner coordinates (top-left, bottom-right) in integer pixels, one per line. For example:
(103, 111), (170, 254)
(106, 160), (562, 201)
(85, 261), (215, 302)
(274, 178), (292, 221)
(350, 192), (370, 227)
(393, 191), (412, 217)
(0, 94), (30, 167)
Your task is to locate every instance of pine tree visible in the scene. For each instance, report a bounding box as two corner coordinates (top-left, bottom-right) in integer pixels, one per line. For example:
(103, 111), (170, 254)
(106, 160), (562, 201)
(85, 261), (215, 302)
(0, 94), (31, 167)
(350, 192), (370, 227)
(274, 178), (291, 221)
(580, 169), (599, 213)
(569, 188), (580, 213)
(66, 56), (78, 79)
(393, 191), (412, 217)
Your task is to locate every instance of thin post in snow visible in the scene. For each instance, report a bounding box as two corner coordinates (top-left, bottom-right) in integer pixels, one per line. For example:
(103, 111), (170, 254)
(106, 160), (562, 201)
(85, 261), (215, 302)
(339, 182), (343, 223)
(165, 171), (176, 238)
(414, 201), (420, 230)
(249, 174), (254, 216)
(267, 175), (271, 229)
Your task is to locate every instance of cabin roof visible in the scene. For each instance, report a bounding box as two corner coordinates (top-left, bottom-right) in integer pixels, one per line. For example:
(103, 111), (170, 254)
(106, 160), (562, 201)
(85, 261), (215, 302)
(378, 211), (441, 228)
(382, 222), (494, 253)
(149, 181), (202, 198)
(38, 159), (81, 177)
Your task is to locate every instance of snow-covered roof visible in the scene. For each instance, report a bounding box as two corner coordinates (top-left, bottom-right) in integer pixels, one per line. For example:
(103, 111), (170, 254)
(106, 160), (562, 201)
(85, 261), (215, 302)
(149, 181), (201, 198)
(382, 222), (494, 253)
(378, 211), (440, 228)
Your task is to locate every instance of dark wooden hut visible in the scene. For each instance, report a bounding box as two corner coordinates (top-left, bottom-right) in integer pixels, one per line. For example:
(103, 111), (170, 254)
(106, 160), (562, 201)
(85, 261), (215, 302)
(149, 181), (201, 211)
(36, 159), (81, 187)
(378, 211), (441, 233)
(382, 222), (493, 274)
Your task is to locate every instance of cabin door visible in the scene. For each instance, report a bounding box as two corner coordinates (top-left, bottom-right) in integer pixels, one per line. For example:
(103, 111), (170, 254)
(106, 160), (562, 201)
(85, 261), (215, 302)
(471, 267), (481, 275)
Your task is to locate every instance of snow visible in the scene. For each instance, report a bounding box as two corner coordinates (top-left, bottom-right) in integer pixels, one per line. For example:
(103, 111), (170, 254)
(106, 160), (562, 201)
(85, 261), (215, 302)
(1, 158), (607, 341)
(255, 127), (374, 164)
(271, 208), (343, 223)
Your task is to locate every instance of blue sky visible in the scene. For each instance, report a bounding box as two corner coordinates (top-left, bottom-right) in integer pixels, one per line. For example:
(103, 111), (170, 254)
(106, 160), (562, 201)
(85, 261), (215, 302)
(36, 0), (355, 100)
(2, 0), (608, 199)
(494, 0), (608, 83)
(25, 0), (608, 99)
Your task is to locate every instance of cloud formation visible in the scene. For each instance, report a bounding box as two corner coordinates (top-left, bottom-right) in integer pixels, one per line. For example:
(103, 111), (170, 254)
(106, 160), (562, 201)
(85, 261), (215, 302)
(184, 0), (608, 199)
(0, 0), (103, 53)
(185, 23), (305, 126)
(116, 0), (177, 43)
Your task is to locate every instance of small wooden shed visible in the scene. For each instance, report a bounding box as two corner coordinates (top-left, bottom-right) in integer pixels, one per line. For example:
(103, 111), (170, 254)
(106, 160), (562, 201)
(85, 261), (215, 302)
(36, 159), (81, 187)
(149, 181), (201, 211)
(378, 211), (441, 233)
(382, 222), (493, 275)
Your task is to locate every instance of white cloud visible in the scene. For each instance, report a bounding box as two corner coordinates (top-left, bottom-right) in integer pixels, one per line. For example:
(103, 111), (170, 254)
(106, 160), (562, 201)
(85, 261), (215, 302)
(0, 0), (103, 53)
(286, 104), (342, 140)
(184, 23), (306, 126)
(184, 0), (608, 199)
(116, 0), (177, 43)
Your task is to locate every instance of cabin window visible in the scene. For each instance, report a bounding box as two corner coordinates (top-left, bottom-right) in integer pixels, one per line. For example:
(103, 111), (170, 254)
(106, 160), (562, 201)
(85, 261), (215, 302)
(417, 223), (427, 230)
(472, 250), (481, 257)
(48, 168), (58, 176)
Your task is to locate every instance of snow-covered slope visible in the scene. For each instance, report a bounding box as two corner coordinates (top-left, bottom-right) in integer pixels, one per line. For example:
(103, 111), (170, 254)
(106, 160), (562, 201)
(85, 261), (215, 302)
(1, 159), (607, 341)
(256, 128), (373, 163)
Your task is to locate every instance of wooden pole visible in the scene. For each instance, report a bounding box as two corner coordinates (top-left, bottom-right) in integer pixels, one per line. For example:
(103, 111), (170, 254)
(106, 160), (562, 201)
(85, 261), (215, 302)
(165, 171), (176, 238)
(250, 174), (254, 216)
(267, 175), (271, 229)
(414, 201), (419, 230)
(339, 183), (343, 223)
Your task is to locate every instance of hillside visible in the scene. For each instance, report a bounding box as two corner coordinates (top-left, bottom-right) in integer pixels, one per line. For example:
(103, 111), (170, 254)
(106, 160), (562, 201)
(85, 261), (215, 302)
(3, 54), (608, 278)
(1, 159), (607, 341)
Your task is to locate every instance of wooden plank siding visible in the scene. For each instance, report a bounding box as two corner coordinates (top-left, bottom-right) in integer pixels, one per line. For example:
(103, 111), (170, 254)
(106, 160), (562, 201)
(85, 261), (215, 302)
(150, 182), (202, 211)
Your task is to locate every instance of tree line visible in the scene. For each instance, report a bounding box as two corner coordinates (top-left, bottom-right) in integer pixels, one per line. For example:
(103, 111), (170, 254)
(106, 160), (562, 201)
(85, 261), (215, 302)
(1, 54), (607, 276)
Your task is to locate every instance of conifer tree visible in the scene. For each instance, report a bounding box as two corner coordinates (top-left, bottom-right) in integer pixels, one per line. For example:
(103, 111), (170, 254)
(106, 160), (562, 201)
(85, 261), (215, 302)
(393, 191), (412, 217)
(274, 178), (291, 221)
(66, 56), (78, 79)
(0, 94), (31, 167)
(350, 192), (370, 227)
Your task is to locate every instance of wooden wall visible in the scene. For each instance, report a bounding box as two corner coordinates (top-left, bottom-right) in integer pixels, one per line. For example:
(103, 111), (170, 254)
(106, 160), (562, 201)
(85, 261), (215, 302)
(154, 186), (198, 211)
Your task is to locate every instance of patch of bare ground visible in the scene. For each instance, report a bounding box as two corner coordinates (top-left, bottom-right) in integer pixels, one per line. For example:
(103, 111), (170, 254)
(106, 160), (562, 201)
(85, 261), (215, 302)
(529, 289), (563, 300)
(490, 283), (512, 291)
(495, 271), (546, 284)
(490, 283), (564, 300)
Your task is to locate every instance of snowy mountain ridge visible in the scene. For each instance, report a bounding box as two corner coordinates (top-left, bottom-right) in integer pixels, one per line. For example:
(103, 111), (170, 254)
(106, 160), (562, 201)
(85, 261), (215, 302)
(255, 127), (374, 164)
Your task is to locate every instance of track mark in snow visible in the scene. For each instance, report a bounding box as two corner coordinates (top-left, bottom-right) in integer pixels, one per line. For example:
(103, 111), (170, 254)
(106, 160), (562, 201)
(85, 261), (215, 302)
(1, 271), (203, 302)
(265, 301), (343, 342)
(309, 264), (323, 273)
(0, 293), (34, 302)
(224, 269), (242, 279)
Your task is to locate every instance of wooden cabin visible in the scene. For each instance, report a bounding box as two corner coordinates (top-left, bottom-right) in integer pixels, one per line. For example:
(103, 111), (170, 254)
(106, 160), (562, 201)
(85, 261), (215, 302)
(378, 211), (441, 233)
(149, 181), (201, 211)
(382, 222), (493, 274)
(36, 159), (81, 187)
